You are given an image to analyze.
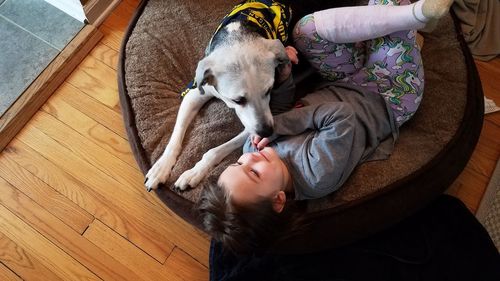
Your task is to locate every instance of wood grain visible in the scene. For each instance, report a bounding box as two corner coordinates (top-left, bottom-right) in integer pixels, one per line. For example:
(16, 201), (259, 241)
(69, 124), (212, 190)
(84, 219), (187, 281)
(0, 262), (22, 281)
(88, 42), (119, 70)
(446, 57), (500, 212)
(0, 153), (94, 234)
(14, 128), (176, 262)
(15, 125), (209, 265)
(0, 177), (144, 281)
(0, 1), (210, 279)
(55, 82), (128, 140)
(0, 232), (64, 281)
(0, 203), (100, 281)
(66, 54), (120, 110)
(164, 248), (209, 281)
(41, 96), (137, 168)
(3, 140), (176, 263)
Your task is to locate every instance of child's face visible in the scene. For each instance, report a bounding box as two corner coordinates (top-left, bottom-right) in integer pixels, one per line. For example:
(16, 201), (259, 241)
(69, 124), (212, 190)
(218, 147), (290, 209)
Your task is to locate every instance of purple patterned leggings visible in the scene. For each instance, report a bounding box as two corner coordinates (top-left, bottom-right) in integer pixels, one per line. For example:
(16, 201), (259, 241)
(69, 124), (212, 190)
(293, 0), (424, 126)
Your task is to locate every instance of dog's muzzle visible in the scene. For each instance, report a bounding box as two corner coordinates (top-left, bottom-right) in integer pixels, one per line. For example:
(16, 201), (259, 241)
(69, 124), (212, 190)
(256, 124), (273, 138)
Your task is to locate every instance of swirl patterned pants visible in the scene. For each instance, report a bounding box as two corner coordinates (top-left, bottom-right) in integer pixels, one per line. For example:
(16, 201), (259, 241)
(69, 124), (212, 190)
(293, 0), (425, 126)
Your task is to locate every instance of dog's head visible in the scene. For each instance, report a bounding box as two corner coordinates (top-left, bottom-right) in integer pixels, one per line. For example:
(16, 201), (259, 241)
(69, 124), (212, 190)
(194, 38), (289, 137)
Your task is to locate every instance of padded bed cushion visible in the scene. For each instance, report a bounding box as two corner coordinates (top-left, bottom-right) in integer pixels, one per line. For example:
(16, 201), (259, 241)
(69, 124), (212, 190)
(118, 0), (484, 252)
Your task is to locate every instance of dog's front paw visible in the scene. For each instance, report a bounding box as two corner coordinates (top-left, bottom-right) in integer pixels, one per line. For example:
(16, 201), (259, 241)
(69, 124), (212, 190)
(174, 167), (207, 191)
(145, 156), (176, 192)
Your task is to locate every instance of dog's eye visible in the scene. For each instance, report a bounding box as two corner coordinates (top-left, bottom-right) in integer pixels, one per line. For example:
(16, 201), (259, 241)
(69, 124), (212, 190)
(232, 97), (247, 106)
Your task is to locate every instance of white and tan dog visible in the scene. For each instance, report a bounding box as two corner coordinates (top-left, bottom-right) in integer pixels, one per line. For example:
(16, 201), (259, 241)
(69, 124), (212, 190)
(145, 1), (292, 191)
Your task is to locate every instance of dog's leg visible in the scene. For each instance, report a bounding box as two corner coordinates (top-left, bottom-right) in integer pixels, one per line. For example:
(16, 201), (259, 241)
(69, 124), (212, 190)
(145, 88), (213, 191)
(174, 131), (249, 190)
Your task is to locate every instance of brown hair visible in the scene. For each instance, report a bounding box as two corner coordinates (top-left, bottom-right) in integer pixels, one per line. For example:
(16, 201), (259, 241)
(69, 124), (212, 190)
(196, 176), (304, 254)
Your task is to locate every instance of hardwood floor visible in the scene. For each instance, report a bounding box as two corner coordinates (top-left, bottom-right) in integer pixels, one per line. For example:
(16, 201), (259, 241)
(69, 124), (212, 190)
(0, 0), (498, 280)
(0, 1), (208, 280)
(446, 58), (500, 212)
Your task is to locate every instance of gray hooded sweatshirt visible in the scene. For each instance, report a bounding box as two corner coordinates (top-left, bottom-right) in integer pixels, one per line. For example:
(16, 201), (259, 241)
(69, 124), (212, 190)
(243, 77), (398, 200)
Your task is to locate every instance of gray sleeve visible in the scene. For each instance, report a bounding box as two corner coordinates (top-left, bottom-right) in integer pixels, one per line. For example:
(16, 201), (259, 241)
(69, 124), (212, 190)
(270, 75), (296, 115)
(274, 102), (357, 199)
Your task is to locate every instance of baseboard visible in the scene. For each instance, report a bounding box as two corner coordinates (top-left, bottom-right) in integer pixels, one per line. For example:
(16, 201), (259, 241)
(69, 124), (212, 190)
(0, 25), (103, 151)
(84, 0), (121, 26)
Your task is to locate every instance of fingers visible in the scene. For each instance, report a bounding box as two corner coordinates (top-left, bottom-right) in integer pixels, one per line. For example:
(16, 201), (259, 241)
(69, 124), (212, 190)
(285, 46), (299, 64)
(251, 136), (270, 150)
(256, 138), (270, 150)
(252, 135), (262, 148)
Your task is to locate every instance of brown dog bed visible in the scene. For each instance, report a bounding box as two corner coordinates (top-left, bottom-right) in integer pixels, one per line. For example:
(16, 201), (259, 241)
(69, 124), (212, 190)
(118, 0), (484, 252)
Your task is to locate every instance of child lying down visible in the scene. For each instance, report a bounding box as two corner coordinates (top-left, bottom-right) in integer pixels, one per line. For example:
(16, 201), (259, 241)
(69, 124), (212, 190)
(198, 0), (454, 253)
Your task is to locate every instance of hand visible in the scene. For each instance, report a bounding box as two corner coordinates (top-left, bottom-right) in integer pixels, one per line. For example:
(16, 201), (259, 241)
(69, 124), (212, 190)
(276, 46), (299, 84)
(285, 46), (299, 65)
(251, 135), (271, 151)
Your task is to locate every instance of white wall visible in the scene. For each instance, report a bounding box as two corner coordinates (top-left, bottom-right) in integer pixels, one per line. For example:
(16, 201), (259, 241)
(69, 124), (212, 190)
(44, 0), (86, 22)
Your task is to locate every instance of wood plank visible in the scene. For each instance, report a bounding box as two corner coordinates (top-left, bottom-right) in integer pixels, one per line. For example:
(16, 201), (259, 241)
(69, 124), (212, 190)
(477, 58), (500, 126)
(447, 58), (500, 211)
(28, 110), (157, 206)
(447, 166), (489, 213)
(102, 5), (131, 34)
(41, 97), (138, 169)
(164, 248), (208, 281)
(486, 112), (500, 129)
(88, 42), (119, 70)
(99, 24), (124, 52)
(66, 53), (120, 110)
(0, 25), (103, 152)
(97, 0), (141, 52)
(117, 0), (141, 19)
(0, 177), (143, 281)
(5, 139), (175, 263)
(3, 141), (108, 221)
(97, 0), (141, 51)
(55, 82), (128, 140)
(84, 219), (186, 281)
(0, 204), (100, 281)
(0, 153), (93, 234)
(98, 0), (135, 52)
(0, 262), (22, 281)
(15, 126), (209, 265)
(27, 111), (144, 198)
(463, 120), (500, 178)
(0, 232), (64, 281)
(446, 120), (499, 212)
(476, 59), (500, 101)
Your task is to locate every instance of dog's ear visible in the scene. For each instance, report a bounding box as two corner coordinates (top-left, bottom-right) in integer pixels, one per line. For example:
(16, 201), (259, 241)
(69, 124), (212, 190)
(266, 39), (289, 67)
(195, 57), (217, 95)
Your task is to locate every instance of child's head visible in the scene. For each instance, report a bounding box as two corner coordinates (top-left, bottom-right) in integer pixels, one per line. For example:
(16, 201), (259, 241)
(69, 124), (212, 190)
(219, 147), (291, 212)
(197, 147), (299, 253)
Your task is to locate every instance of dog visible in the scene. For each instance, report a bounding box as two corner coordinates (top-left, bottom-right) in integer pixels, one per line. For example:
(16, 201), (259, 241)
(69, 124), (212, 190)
(144, 0), (292, 191)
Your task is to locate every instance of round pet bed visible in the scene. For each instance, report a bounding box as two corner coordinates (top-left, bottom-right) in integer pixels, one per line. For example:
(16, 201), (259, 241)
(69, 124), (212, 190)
(118, 0), (484, 253)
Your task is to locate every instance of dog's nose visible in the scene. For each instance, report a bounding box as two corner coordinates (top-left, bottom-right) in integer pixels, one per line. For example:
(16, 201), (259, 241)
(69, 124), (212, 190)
(257, 124), (273, 138)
